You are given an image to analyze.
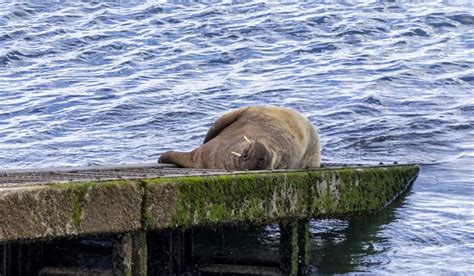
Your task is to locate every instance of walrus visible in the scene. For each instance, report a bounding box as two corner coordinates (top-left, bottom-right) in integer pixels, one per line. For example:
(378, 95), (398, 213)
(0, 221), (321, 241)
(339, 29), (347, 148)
(158, 106), (320, 170)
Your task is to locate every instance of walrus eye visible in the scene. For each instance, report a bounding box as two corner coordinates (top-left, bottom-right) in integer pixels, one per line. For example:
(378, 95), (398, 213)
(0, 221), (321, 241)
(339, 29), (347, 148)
(242, 147), (251, 160)
(257, 159), (265, 169)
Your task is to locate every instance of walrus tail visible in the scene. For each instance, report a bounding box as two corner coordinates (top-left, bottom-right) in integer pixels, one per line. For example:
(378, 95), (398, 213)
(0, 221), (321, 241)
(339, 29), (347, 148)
(158, 151), (195, 168)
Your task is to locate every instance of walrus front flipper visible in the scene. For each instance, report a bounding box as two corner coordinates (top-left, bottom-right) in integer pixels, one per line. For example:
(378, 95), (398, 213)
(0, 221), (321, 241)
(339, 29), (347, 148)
(158, 151), (194, 168)
(203, 108), (245, 143)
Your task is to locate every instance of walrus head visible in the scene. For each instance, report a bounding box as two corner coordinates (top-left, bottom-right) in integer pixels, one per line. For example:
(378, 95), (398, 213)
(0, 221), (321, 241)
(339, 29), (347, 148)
(229, 136), (272, 170)
(159, 135), (273, 170)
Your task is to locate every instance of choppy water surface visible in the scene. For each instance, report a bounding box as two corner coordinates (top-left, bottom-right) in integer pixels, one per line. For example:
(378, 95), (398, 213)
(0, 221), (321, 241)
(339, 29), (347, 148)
(0, 0), (473, 273)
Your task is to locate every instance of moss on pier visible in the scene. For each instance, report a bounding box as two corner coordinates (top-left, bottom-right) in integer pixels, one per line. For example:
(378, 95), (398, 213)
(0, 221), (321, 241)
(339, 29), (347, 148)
(143, 165), (419, 229)
(138, 181), (153, 229)
(51, 182), (97, 230)
(71, 184), (90, 229)
(49, 180), (142, 235)
(290, 221), (299, 275)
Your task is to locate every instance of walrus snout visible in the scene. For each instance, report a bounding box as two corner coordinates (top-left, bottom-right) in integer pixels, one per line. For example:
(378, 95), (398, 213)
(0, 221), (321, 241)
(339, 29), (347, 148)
(238, 141), (272, 170)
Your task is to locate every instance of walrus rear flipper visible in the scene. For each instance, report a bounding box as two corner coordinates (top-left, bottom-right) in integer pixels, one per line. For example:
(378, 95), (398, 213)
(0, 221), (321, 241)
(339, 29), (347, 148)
(203, 108), (246, 143)
(158, 151), (194, 168)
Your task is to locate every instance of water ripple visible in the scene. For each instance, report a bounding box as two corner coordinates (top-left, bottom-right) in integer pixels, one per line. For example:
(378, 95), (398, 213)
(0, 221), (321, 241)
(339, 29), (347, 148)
(0, 0), (473, 273)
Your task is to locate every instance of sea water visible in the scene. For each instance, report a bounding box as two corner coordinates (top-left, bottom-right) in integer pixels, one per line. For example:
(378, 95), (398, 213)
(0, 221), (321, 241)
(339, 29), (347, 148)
(0, 1), (473, 273)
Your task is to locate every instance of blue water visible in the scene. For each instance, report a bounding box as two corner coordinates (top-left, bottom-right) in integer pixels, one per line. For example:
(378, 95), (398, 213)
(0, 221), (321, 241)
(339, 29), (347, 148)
(0, 0), (473, 273)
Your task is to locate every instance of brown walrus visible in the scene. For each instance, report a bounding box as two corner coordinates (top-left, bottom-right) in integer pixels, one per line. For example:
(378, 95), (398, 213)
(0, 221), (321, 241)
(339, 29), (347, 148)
(158, 106), (320, 170)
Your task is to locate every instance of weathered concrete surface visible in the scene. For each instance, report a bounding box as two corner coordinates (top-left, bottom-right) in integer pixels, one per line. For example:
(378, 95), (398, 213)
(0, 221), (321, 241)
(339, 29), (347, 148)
(0, 181), (143, 242)
(0, 164), (419, 242)
(78, 180), (143, 234)
(0, 186), (77, 241)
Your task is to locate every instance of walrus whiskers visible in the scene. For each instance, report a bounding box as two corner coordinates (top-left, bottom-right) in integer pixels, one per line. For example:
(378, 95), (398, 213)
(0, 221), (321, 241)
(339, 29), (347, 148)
(231, 151), (242, 157)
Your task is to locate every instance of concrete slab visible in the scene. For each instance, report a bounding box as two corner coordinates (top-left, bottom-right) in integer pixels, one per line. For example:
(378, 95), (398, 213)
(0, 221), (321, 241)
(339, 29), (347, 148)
(0, 164), (419, 242)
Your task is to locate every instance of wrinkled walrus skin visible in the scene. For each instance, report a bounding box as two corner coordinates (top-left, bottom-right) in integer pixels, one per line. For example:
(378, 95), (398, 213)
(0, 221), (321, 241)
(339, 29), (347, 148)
(159, 106), (320, 170)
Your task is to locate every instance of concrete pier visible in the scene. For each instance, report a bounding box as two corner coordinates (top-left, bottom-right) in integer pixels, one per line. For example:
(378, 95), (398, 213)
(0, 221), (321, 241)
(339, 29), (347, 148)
(0, 163), (419, 275)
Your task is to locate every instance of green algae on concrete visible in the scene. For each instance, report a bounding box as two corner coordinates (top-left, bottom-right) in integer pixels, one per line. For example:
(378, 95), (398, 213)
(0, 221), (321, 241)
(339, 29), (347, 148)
(290, 221), (299, 275)
(143, 172), (313, 228)
(133, 231), (148, 276)
(51, 180), (143, 234)
(308, 165), (420, 216)
(0, 165), (419, 242)
(110, 231), (147, 276)
(279, 219), (311, 275)
(69, 183), (93, 230)
(0, 179), (143, 242)
(143, 165), (419, 229)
